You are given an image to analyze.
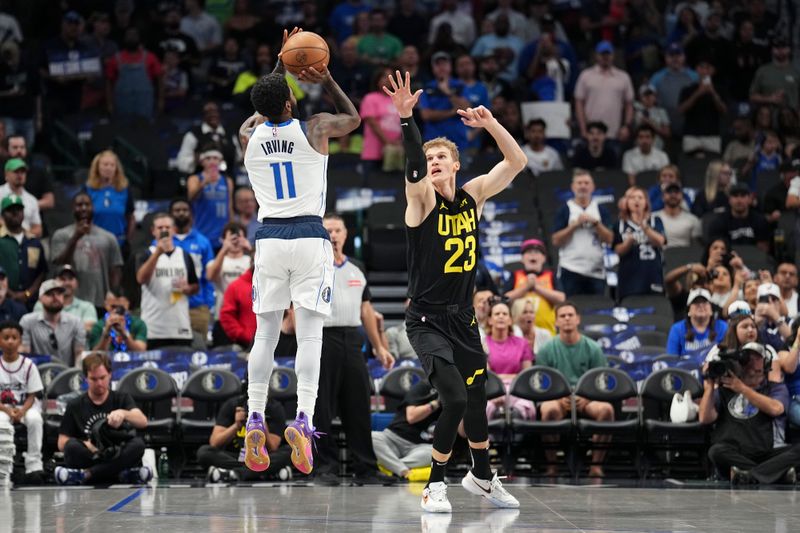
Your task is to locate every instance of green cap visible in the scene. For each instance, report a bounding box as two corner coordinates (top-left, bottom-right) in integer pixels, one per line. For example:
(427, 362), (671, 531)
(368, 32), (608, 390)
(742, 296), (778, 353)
(4, 158), (27, 172)
(1, 194), (23, 212)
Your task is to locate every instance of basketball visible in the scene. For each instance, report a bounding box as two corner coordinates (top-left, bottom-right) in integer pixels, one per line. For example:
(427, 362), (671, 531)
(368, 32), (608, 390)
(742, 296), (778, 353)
(281, 32), (330, 76)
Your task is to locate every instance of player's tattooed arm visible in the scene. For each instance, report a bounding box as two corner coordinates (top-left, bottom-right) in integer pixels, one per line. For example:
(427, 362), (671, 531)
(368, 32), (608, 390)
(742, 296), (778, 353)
(302, 67), (361, 149)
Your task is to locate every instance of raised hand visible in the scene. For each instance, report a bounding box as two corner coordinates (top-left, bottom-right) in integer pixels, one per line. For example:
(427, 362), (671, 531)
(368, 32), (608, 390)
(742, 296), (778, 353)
(457, 105), (495, 129)
(298, 65), (331, 84)
(382, 70), (422, 118)
(281, 27), (302, 50)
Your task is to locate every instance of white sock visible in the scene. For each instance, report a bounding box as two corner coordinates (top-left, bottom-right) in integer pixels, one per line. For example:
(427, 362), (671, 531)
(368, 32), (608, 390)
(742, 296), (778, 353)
(293, 306), (325, 420)
(247, 311), (282, 416)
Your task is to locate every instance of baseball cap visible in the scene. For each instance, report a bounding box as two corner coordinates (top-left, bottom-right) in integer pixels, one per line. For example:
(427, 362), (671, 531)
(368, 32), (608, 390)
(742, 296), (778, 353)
(57, 264), (77, 277)
(639, 84), (656, 96)
(4, 158), (27, 172)
(729, 182), (751, 196)
(666, 42), (684, 55)
(39, 279), (65, 298)
(1, 194), (23, 212)
(740, 342), (768, 359)
(521, 238), (546, 254)
(661, 181), (682, 193)
(757, 282), (781, 300)
(0, 266), (6, 278)
(63, 10), (83, 23)
(772, 36), (789, 48)
(540, 13), (555, 26)
(595, 40), (614, 54)
(431, 51), (451, 65)
(727, 300), (752, 317)
(686, 288), (712, 306)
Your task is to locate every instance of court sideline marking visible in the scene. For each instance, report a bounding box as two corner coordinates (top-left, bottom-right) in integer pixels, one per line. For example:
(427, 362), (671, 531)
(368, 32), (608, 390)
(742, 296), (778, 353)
(107, 489), (144, 512)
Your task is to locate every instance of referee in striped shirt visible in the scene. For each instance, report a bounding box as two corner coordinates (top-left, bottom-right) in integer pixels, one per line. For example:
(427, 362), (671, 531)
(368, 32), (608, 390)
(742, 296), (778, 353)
(312, 213), (395, 486)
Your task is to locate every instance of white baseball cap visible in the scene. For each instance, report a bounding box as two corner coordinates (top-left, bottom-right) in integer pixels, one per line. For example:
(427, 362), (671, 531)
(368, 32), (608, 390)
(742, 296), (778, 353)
(727, 300), (752, 317)
(687, 288), (712, 306)
(757, 283), (781, 300)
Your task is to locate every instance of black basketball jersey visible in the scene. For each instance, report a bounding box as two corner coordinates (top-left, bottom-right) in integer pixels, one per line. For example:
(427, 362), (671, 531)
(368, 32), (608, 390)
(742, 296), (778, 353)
(407, 188), (479, 306)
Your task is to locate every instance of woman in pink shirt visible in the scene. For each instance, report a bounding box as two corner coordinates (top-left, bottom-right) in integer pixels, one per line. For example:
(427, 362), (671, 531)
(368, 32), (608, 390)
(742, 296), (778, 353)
(359, 67), (401, 176)
(484, 301), (535, 420)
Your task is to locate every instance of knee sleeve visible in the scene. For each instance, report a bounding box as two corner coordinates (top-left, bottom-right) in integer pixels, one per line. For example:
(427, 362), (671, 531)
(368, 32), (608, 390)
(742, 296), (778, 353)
(294, 307), (325, 418)
(463, 383), (489, 443)
(429, 358), (468, 454)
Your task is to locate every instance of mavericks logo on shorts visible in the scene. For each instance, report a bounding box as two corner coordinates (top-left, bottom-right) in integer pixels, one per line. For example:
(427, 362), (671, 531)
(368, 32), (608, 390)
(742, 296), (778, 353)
(321, 286), (332, 303)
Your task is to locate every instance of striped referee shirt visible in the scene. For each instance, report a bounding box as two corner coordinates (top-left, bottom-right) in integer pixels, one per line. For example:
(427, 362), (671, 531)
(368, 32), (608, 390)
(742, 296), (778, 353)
(324, 257), (371, 328)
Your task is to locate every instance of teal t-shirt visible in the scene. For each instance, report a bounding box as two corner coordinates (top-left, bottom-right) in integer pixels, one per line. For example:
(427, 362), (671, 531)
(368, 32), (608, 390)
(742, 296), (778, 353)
(536, 335), (607, 386)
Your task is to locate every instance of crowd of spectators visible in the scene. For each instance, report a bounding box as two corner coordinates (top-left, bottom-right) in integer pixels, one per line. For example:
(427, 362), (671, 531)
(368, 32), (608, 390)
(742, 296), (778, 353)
(3, 0), (800, 486)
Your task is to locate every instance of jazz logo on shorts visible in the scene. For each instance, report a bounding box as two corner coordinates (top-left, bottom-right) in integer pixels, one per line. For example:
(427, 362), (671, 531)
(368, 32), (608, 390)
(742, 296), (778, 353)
(321, 286), (332, 303)
(465, 368), (485, 386)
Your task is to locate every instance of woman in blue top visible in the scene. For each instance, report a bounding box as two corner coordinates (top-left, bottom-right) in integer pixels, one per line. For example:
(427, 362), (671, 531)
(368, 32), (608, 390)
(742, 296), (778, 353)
(667, 288), (727, 360)
(84, 150), (135, 248)
(187, 144), (234, 250)
(613, 186), (667, 301)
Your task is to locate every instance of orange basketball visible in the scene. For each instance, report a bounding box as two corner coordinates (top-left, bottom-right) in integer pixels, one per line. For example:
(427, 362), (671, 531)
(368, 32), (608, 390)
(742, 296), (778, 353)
(281, 32), (330, 76)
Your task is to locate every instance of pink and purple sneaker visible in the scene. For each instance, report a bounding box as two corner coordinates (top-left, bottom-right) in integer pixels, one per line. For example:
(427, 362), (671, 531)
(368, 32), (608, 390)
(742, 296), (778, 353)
(283, 411), (321, 474)
(244, 412), (270, 472)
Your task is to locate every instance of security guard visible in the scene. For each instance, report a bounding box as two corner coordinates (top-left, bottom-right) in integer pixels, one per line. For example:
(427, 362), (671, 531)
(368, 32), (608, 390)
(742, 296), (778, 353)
(313, 213), (395, 485)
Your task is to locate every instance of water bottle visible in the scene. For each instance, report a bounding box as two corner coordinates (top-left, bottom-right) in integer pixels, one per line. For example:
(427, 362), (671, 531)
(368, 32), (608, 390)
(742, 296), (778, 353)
(158, 447), (169, 479)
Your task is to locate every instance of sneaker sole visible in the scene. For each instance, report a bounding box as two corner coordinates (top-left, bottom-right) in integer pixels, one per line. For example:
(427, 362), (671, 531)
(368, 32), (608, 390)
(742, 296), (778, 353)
(460, 475), (520, 509)
(284, 426), (313, 474)
(244, 428), (270, 472)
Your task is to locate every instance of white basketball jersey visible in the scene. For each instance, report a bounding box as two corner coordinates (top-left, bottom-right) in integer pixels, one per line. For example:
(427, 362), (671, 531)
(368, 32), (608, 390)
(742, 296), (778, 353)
(245, 119), (328, 219)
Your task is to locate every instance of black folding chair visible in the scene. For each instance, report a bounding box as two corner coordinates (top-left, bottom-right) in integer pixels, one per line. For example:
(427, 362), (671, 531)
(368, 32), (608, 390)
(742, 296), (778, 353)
(508, 366), (575, 476)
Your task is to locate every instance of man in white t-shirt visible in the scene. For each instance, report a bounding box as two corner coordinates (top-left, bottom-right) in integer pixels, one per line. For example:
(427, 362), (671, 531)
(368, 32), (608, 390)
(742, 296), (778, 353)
(654, 181), (702, 248)
(551, 169), (614, 296)
(135, 213), (199, 348)
(621, 124), (670, 185)
(521, 118), (563, 176)
(0, 159), (41, 237)
(0, 320), (44, 483)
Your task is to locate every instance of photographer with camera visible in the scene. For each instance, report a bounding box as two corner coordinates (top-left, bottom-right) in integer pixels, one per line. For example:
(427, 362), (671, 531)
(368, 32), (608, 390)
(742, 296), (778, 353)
(55, 352), (149, 485)
(196, 380), (291, 483)
(89, 289), (147, 352)
(699, 341), (800, 485)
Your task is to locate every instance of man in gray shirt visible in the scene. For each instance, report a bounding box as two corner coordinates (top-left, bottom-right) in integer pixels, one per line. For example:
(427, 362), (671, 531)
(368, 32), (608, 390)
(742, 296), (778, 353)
(750, 37), (800, 109)
(653, 182), (702, 248)
(50, 192), (123, 308)
(20, 279), (86, 366)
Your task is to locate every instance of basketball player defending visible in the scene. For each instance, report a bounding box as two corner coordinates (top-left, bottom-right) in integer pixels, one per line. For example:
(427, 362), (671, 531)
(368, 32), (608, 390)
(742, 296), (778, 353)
(383, 72), (526, 512)
(238, 28), (360, 475)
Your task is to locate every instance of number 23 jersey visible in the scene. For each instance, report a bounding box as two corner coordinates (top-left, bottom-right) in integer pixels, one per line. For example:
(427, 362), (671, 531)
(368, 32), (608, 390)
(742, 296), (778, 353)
(407, 188), (479, 306)
(245, 119), (328, 220)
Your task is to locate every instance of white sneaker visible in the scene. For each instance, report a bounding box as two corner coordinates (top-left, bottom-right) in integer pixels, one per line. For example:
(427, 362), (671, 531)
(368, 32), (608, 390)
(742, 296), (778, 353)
(461, 470), (519, 508)
(420, 481), (452, 513)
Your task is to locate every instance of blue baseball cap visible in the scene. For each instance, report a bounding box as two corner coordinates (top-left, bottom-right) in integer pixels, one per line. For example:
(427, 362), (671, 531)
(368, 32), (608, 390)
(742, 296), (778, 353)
(595, 40), (614, 54)
(666, 42), (684, 55)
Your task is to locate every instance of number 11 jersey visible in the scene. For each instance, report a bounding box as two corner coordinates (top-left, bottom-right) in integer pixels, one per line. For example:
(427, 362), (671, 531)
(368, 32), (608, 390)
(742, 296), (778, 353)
(407, 188), (479, 306)
(245, 119), (328, 220)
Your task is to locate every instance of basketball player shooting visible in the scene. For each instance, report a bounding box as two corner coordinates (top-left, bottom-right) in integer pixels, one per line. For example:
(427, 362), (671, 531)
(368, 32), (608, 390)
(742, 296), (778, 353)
(238, 28), (360, 475)
(382, 71), (527, 512)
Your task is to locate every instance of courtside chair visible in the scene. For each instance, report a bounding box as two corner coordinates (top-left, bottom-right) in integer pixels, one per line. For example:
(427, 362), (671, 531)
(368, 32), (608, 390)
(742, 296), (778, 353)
(640, 368), (708, 480)
(573, 367), (640, 479)
(508, 366), (575, 477)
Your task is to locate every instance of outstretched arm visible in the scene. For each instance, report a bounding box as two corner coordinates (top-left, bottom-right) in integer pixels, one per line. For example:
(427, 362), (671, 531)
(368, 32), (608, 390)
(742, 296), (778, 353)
(383, 71), (435, 226)
(461, 106), (528, 211)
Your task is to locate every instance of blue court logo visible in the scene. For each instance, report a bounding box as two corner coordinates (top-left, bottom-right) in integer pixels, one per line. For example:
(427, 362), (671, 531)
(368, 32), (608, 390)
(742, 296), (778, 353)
(661, 373), (683, 394)
(322, 286), (331, 303)
(594, 372), (618, 392)
(270, 370), (291, 392)
(529, 371), (552, 393)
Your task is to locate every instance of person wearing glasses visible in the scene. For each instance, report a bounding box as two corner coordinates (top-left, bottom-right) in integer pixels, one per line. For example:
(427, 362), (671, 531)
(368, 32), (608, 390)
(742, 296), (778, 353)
(19, 279), (86, 366)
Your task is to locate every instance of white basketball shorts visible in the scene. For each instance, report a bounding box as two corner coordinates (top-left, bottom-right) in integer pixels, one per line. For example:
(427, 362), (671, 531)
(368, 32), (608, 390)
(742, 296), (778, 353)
(252, 236), (334, 316)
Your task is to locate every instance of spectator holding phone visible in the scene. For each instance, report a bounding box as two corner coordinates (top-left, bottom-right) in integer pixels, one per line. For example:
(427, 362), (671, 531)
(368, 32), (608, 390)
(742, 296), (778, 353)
(89, 289), (147, 352)
(206, 222), (252, 319)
